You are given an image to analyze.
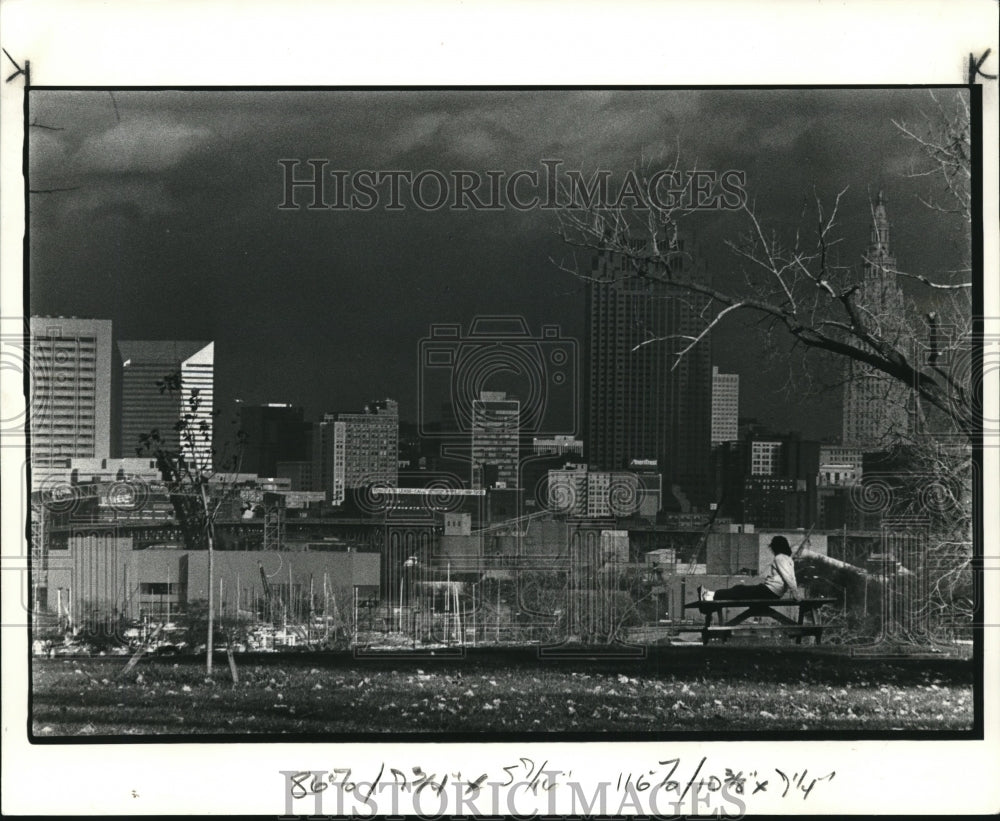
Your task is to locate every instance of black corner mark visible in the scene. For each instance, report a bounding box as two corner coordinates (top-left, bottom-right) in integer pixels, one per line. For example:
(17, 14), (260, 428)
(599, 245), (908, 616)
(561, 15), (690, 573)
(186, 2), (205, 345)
(3, 48), (25, 83)
(968, 49), (997, 86)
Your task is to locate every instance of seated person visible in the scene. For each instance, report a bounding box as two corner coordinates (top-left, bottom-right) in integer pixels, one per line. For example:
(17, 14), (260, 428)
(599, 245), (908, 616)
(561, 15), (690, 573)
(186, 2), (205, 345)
(699, 535), (801, 601)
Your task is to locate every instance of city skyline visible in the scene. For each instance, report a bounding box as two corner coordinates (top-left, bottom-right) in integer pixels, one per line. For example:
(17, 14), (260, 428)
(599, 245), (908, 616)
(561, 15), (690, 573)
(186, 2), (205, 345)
(27, 88), (969, 441)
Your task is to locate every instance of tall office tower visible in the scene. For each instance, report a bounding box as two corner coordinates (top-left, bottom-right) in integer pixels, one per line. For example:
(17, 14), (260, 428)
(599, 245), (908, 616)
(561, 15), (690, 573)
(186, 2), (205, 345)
(118, 340), (215, 470)
(585, 240), (713, 507)
(239, 403), (308, 476)
(471, 390), (520, 490)
(314, 399), (399, 503)
(711, 366), (740, 446)
(29, 317), (115, 486)
(841, 192), (910, 450)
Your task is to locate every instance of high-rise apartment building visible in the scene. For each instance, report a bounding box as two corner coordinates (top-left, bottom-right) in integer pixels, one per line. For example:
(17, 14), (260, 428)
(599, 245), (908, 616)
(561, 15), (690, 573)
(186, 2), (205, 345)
(29, 317), (115, 487)
(314, 399), (399, 503)
(118, 340), (214, 470)
(471, 391), (520, 490)
(711, 366), (739, 446)
(585, 240), (713, 506)
(842, 192), (911, 450)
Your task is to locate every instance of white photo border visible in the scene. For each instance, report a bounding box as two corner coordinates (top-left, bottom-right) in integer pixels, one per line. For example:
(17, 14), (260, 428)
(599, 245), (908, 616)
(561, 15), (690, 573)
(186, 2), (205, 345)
(1, 0), (998, 816)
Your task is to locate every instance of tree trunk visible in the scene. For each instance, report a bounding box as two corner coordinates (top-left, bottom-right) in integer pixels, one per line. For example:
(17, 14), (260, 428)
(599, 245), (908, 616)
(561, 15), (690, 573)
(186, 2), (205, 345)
(201, 483), (214, 676)
(797, 548), (912, 580)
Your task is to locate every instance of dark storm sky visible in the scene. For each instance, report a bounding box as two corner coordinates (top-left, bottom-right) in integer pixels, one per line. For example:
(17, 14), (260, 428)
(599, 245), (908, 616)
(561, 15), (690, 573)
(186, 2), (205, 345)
(27, 88), (969, 440)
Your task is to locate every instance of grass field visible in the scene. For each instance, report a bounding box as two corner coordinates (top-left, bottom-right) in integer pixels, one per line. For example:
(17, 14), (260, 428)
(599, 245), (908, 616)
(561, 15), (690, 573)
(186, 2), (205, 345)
(30, 647), (974, 736)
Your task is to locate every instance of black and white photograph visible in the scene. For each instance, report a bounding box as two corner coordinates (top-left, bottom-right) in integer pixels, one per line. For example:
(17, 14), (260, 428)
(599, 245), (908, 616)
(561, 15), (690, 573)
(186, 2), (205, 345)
(2, 1), (998, 817)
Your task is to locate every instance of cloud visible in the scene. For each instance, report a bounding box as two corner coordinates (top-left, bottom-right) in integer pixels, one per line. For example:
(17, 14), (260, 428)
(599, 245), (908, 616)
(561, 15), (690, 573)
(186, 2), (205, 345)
(28, 129), (70, 174)
(385, 112), (450, 157)
(74, 115), (213, 174)
(54, 179), (178, 218)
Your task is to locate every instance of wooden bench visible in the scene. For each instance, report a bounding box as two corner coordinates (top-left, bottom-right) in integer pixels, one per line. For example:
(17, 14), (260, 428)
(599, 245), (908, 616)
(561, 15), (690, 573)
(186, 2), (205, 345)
(682, 597), (837, 645)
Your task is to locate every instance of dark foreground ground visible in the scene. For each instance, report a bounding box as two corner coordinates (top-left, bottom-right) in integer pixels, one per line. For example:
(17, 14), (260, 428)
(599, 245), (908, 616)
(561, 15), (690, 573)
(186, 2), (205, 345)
(31, 645), (975, 737)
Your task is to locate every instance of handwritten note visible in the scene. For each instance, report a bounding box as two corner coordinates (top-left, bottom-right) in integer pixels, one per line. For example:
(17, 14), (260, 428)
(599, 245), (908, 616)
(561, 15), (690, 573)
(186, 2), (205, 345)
(280, 756), (836, 816)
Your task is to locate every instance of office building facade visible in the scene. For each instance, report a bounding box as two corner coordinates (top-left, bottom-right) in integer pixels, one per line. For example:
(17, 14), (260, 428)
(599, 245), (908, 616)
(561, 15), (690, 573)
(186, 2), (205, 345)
(314, 399), (399, 503)
(118, 340), (215, 470)
(711, 366), (739, 446)
(29, 317), (115, 487)
(818, 445), (863, 487)
(471, 391), (520, 490)
(547, 463), (651, 519)
(584, 241), (713, 507)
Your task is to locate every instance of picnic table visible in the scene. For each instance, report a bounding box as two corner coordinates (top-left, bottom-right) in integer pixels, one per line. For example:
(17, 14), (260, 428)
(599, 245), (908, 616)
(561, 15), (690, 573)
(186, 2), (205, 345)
(682, 596), (838, 645)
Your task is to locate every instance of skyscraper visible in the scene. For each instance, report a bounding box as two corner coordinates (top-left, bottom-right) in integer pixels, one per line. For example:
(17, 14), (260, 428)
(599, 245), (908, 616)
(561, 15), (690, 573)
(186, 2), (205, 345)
(118, 340), (215, 470)
(239, 403), (308, 477)
(585, 240), (713, 507)
(471, 390), (520, 490)
(841, 192), (910, 450)
(711, 366), (739, 446)
(29, 317), (115, 487)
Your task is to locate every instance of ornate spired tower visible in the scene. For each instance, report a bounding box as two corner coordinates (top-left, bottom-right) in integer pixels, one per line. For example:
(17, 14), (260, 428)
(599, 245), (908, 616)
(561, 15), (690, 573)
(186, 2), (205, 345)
(841, 192), (910, 450)
(867, 190), (896, 274)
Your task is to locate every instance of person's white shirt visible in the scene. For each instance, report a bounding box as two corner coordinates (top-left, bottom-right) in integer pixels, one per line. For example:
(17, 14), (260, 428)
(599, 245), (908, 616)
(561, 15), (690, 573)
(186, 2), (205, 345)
(762, 553), (797, 596)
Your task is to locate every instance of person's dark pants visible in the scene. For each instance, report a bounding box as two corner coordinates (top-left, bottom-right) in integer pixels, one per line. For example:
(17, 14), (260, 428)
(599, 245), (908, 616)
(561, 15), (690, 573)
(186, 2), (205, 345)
(713, 583), (779, 600)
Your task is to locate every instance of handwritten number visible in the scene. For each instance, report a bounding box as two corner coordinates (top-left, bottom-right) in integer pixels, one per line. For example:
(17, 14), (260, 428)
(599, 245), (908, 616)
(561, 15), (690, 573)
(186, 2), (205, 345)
(289, 772), (310, 800)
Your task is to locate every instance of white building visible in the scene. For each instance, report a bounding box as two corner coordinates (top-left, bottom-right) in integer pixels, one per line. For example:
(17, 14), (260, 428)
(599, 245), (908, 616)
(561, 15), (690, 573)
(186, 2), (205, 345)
(29, 317), (114, 489)
(711, 366), (739, 446)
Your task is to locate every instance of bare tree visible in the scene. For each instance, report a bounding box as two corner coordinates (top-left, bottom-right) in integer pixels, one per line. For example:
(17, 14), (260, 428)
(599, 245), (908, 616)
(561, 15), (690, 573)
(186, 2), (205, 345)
(136, 372), (246, 674)
(553, 94), (975, 445)
(553, 90), (977, 643)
